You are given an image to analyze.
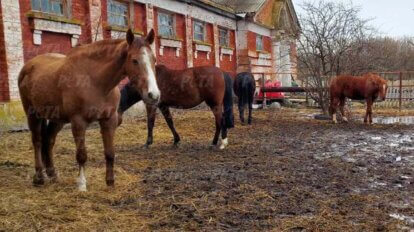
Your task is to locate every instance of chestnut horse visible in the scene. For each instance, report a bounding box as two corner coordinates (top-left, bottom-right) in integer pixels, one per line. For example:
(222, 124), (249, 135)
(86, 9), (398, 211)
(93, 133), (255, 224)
(118, 65), (234, 149)
(329, 73), (388, 124)
(233, 72), (256, 124)
(18, 29), (160, 191)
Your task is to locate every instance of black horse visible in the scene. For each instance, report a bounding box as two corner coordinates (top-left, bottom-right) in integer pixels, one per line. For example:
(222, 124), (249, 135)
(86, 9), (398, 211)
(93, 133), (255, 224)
(233, 72), (256, 124)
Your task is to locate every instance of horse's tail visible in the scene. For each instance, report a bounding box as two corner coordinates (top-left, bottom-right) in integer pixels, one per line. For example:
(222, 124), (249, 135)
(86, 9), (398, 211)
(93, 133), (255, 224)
(118, 81), (143, 126)
(223, 72), (234, 129)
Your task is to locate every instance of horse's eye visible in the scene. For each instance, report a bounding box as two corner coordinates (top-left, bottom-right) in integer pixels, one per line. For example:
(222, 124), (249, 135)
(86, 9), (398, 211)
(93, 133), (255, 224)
(132, 59), (139, 65)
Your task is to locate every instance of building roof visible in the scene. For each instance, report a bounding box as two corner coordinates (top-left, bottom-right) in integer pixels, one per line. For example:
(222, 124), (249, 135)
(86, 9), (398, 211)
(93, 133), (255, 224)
(204, 0), (267, 13)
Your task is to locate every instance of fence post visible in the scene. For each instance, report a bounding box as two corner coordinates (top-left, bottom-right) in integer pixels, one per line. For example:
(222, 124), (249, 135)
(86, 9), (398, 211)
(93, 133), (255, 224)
(262, 73), (267, 108)
(305, 76), (309, 104)
(399, 72), (402, 111)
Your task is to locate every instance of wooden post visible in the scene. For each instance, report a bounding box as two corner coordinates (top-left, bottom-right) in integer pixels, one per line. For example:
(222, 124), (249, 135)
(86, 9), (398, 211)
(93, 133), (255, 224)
(399, 72), (403, 111)
(262, 73), (266, 108)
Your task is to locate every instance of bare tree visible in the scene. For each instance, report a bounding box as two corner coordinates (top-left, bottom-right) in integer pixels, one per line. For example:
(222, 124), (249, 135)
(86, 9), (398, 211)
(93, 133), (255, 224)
(297, 0), (375, 114)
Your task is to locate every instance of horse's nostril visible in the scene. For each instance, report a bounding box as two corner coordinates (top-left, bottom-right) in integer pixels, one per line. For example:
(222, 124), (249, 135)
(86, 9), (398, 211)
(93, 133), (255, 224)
(148, 92), (154, 100)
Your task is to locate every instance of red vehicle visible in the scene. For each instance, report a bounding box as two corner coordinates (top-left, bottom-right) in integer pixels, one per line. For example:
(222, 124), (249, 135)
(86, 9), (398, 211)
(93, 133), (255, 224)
(256, 80), (285, 103)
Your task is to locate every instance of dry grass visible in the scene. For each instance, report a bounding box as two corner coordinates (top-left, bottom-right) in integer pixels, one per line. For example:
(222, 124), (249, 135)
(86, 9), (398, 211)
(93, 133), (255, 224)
(0, 108), (413, 231)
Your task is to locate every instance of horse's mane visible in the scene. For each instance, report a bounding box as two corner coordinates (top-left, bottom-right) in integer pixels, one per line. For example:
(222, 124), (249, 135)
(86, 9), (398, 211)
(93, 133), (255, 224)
(67, 39), (126, 60)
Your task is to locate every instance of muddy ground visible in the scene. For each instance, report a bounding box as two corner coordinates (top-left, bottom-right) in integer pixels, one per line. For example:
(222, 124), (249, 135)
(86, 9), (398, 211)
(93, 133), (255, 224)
(0, 108), (413, 231)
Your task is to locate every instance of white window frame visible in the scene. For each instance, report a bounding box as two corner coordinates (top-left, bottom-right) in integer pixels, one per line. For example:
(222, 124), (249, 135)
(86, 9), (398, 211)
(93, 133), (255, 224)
(193, 20), (206, 42)
(31, 0), (68, 16)
(158, 10), (176, 38)
(219, 27), (229, 47)
(256, 34), (264, 51)
(107, 0), (129, 28)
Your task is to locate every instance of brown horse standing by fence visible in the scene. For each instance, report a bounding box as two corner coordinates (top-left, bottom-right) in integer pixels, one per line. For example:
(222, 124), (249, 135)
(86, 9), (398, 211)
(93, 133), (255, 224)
(118, 65), (234, 149)
(18, 29), (160, 191)
(329, 73), (388, 124)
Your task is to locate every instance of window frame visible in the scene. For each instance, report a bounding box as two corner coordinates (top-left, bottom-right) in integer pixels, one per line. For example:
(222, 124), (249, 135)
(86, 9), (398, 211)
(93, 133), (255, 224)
(107, 0), (130, 28)
(157, 10), (176, 39)
(218, 27), (229, 47)
(31, 0), (68, 17)
(193, 20), (206, 42)
(256, 34), (264, 51)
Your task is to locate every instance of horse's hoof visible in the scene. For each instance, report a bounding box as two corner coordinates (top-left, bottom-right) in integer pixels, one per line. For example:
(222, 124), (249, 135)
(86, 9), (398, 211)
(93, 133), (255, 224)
(219, 138), (228, 150)
(143, 143), (151, 149)
(33, 173), (45, 186)
(173, 142), (180, 148)
(106, 179), (115, 187)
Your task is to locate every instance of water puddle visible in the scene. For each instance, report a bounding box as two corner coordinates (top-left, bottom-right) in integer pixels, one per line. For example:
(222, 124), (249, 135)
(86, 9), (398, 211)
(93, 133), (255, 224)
(373, 116), (414, 125)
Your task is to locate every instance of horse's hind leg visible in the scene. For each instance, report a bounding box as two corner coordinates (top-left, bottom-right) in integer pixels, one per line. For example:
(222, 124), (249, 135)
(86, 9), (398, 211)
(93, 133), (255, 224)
(238, 98), (245, 124)
(247, 89), (254, 125)
(159, 106), (180, 146)
(219, 125), (228, 150)
(99, 116), (117, 187)
(208, 104), (223, 147)
(28, 115), (45, 185)
(145, 104), (157, 148)
(71, 117), (88, 191)
(41, 121), (64, 181)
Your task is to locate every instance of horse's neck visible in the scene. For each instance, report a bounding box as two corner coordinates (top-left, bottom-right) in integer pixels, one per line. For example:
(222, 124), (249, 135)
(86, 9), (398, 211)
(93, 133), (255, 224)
(70, 40), (128, 94)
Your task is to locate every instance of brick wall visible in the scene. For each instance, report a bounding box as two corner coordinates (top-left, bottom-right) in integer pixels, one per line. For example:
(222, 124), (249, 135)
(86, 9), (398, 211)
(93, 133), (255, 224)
(219, 29), (236, 75)
(0, 4), (10, 102)
(19, 0), (91, 61)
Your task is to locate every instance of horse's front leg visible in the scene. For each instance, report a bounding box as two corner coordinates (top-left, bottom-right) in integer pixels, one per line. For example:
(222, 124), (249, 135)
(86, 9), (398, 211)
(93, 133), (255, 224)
(145, 104), (157, 148)
(339, 98), (348, 122)
(159, 106), (181, 146)
(330, 98), (339, 124)
(99, 115), (117, 187)
(71, 116), (88, 191)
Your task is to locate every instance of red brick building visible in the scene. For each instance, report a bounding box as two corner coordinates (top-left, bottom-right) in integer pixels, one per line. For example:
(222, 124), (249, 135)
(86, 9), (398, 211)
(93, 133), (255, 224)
(0, 0), (300, 106)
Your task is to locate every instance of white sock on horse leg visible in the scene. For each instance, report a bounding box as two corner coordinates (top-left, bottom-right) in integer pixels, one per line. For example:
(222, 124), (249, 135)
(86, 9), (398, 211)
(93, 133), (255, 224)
(343, 116), (348, 122)
(219, 138), (228, 150)
(333, 114), (337, 123)
(77, 166), (87, 192)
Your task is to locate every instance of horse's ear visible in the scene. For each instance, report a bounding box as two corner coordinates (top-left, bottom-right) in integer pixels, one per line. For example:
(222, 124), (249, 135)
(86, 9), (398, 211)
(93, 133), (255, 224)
(145, 29), (155, 45)
(126, 29), (134, 45)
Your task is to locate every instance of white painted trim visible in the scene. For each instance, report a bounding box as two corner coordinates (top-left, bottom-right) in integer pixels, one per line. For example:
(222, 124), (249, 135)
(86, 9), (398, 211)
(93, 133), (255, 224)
(134, 0), (236, 30)
(237, 20), (271, 37)
(33, 18), (82, 35)
(159, 38), (182, 57)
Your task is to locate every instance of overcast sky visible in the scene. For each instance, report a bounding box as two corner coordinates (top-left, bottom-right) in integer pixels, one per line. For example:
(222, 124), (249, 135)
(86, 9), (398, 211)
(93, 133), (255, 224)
(293, 0), (414, 38)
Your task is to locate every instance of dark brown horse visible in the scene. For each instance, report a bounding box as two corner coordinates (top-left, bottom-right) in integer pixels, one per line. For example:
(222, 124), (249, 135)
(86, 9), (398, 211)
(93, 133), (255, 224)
(18, 29), (159, 191)
(329, 73), (388, 124)
(118, 65), (234, 149)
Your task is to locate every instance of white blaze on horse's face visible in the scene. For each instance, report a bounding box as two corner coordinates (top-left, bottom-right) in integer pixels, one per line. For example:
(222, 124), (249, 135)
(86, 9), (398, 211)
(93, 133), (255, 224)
(141, 47), (160, 103)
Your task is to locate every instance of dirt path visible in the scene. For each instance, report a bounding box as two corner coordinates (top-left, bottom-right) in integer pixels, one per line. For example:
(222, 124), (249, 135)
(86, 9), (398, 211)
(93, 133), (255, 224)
(0, 108), (413, 231)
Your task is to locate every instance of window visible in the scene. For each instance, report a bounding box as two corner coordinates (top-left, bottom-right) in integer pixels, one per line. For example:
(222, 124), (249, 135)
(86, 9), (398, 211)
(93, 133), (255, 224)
(219, 28), (229, 47)
(158, 12), (175, 38)
(31, 0), (65, 16)
(108, 0), (129, 27)
(193, 21), (205, 42)
(256, 35), (263, 51)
